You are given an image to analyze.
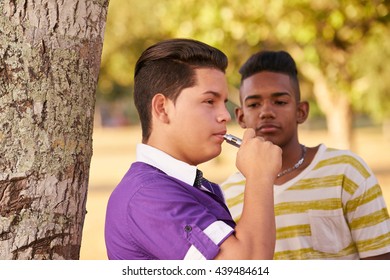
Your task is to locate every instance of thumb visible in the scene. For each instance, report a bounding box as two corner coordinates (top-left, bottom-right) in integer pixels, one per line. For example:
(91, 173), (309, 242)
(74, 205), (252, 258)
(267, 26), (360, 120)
(242, 128), (256, 143)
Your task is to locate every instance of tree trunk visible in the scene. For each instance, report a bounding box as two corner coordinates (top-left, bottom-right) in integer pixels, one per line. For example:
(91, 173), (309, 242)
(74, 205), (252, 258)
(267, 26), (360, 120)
(300, 63), (354, 150)
(323, 95), (354, 150)
(0, 0), (109, 259)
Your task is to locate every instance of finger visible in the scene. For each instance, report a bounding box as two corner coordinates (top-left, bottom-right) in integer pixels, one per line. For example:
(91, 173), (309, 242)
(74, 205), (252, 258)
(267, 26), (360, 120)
(255, 136), (265, 142)
(242, 128), (256, 142)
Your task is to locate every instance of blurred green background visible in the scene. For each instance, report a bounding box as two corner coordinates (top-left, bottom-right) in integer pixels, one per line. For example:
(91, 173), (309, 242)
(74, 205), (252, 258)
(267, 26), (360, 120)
(95, 0), (390, 150)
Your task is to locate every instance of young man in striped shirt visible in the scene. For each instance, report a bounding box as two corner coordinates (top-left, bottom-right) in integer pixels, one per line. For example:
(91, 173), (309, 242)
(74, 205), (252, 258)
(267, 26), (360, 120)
(221, 50), (390, 259)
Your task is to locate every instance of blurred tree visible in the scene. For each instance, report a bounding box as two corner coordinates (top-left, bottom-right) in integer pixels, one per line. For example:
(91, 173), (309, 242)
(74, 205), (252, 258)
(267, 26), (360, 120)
(0, 0), (109, 259)
(99, 0), (389, 149)
(271, 0), (390, 149)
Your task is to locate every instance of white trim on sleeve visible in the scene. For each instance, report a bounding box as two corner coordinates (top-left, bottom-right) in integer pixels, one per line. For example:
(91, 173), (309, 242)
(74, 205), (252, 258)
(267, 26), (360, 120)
(183, 221), (234, 260)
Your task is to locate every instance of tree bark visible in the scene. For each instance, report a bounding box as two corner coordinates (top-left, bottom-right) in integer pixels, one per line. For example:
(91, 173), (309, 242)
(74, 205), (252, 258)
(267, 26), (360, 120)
(0, 0), (109, 259)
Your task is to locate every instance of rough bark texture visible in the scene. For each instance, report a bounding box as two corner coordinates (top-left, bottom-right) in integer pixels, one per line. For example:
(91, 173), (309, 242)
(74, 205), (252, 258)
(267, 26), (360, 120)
(0, 0), (109, 259)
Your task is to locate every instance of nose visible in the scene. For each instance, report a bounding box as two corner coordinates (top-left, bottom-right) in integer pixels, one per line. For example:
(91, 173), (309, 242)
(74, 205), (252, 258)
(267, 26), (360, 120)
(217, 105), (232, 123)
(259, 101), (275, 119)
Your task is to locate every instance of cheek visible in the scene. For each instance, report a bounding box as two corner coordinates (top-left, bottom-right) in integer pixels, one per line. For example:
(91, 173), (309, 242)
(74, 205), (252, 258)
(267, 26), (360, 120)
(180, 114), (208, 137)
(243, 112), (259, 125)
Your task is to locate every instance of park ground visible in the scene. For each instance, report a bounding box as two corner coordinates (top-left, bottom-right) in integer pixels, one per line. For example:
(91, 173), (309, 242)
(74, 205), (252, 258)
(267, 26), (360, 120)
(80, 124), (390, 259)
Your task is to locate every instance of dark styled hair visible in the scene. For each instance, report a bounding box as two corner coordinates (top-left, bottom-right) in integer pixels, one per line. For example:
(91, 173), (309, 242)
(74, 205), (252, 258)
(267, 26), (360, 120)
(134, 38), (228, 142)
(239, 50), (301, 101)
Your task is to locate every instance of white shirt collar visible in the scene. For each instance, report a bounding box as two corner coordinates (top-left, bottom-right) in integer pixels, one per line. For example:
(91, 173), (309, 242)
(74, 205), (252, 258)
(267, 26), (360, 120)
(136, 143), (197, 186)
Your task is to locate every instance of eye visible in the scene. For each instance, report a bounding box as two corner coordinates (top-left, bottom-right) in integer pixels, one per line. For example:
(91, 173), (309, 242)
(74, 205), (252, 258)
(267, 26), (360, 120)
(274, 100), (288, 105)
(247, 102), (260, 108)
(204, 99), (215, 105)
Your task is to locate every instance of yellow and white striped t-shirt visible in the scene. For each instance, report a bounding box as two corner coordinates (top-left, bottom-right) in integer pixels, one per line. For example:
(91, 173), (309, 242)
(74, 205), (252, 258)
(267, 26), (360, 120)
(222, 144), (390, 259)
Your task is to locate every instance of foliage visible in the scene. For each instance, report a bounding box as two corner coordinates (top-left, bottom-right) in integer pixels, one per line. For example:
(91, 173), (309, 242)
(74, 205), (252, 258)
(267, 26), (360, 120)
(98, 0), (390, 121)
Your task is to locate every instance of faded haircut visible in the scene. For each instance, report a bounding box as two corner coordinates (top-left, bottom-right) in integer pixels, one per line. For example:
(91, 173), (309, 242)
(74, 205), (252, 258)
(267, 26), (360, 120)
(134, 38), (228, 142)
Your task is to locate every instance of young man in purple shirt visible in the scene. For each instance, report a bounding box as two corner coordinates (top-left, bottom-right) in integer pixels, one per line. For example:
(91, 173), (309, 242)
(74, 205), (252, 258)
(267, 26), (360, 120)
(104, 38), (282, 260)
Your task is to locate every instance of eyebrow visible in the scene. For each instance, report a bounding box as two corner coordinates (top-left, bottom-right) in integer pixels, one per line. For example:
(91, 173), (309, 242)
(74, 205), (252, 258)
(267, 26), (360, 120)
(244, 92), (291, 102)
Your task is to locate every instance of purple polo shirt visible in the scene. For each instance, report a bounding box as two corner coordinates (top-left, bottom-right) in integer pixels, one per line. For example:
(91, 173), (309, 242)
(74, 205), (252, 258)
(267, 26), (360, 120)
(105, 144), (235, 260)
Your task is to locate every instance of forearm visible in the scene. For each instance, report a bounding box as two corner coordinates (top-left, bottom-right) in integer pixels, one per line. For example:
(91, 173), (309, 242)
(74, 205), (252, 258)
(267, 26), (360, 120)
(215, 129), (280, 260)
(236, 176), (276, 258)
(215, 176), (276, 259)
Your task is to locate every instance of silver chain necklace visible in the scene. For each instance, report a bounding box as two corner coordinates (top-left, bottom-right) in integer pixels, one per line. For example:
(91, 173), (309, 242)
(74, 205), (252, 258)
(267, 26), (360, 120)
(277, 145), (307, 178)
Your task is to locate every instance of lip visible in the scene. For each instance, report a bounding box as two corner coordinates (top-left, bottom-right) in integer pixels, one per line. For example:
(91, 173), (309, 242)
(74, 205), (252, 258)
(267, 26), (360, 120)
(257, 124), (280, 134)
(214, 130), (227, 142)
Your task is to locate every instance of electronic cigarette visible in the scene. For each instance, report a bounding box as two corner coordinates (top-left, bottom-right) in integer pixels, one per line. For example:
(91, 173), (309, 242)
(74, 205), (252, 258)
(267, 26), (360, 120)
(223, 134), (242, 148)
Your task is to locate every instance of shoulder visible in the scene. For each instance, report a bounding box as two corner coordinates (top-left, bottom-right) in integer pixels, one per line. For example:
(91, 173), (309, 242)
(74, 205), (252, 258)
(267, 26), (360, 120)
(315, 145), (373, 179)
(221, 172), (245, 188)
(320, 144), (365, 162)
(220, 172), (245, 202)
(109, 162), (194, 205)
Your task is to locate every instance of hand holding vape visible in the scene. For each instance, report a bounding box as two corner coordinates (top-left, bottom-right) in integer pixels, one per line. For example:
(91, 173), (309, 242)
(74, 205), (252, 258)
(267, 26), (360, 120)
(223, 134), (242, 148)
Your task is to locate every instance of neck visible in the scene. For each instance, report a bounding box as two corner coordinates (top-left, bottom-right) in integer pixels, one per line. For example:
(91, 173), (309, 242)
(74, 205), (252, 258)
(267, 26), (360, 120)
(278, 143), (306, 178)
(281, 141), (302, 167)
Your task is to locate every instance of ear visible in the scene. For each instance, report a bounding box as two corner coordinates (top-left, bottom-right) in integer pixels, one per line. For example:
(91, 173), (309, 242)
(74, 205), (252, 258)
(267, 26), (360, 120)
(151, 93), (170, 123)
(235, 107), (247, 128)
(296, 101), (309, 124)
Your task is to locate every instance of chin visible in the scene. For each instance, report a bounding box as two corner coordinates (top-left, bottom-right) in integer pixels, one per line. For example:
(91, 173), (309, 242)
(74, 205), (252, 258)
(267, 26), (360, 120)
(260, 135), (277, 144)
(210, 147), (222, 159)
(199, 147), (221, 164)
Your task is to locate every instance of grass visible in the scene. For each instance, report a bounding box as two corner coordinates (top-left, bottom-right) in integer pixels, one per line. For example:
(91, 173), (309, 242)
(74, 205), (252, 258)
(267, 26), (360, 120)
(80, 124), (390, 259)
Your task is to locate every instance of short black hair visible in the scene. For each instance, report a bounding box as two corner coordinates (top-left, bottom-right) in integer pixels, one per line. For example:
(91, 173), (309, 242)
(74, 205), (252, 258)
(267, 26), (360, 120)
(239, 50), (301, 101)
